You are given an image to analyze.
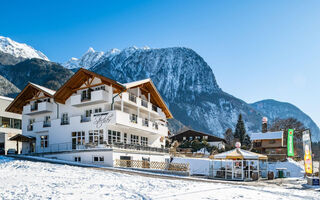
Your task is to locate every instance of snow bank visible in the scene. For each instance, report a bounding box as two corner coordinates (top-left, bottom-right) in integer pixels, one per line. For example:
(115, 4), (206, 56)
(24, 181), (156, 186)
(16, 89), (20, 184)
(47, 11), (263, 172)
(172, 157), (211, 175)
(1, 156), (319, 200)
(268, 158), (305, 178)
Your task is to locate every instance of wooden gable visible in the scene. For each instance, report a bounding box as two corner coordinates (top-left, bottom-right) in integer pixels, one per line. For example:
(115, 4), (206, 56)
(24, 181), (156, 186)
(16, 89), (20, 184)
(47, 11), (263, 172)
(6, 83), (54, 114)
(54, 68), (126, 104)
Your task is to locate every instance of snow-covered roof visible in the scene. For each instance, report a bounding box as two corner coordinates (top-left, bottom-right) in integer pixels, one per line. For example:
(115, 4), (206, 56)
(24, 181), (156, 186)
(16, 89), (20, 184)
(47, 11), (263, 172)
(29, 82), (56, 96)
(250, 131), (283, 141)
(123, 78), (151, 88)
(0, 95), (14, 101)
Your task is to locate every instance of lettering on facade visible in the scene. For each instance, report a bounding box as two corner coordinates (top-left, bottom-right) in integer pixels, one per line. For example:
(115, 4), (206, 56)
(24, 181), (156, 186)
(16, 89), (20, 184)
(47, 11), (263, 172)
(93, 112), (114, 128)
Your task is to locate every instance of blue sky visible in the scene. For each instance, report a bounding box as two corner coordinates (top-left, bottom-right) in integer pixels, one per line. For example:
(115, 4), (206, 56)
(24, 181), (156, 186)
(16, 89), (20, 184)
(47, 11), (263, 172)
(1, 0), (320, 127)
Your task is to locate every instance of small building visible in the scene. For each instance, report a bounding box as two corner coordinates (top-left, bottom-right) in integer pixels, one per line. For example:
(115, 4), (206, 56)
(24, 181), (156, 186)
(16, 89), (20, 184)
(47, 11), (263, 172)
(211, 147), (268, 181)
(0, 96), (22, 154)
(170, 129), (226, 149)
(250, 131), (286, 161)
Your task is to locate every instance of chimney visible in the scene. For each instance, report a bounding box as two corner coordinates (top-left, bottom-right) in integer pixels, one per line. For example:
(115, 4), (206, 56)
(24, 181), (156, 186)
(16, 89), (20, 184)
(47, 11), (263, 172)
(262, 117), (268, 133)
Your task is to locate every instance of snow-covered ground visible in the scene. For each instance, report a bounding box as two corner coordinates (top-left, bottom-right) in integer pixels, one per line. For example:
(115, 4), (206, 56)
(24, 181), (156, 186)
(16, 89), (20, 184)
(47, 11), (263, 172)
(0, 156), (319, 200)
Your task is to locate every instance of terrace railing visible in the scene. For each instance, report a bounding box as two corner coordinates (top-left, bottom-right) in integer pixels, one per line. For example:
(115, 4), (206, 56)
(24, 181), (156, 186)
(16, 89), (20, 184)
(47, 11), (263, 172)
(35, 142), (169, 154)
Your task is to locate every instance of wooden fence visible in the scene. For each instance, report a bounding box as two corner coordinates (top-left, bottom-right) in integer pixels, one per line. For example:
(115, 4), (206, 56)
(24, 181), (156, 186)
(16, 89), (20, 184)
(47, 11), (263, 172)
(114, 159), (189, 172)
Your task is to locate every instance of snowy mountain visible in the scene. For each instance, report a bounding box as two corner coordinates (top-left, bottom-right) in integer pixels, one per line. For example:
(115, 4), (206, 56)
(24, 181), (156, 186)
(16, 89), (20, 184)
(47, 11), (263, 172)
(63, 47), (120, 69)
(0, 75), (20, 97)
(250, 99), (320, 141)
(90, 47), (263, 137)
(0, 36), (49, 61)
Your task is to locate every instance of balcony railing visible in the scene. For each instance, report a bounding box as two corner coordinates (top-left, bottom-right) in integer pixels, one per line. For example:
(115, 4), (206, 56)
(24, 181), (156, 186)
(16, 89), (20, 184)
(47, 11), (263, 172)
(129, 93), (137, 103)
(43, 122), (51, 128)
(81, 95), (91, 102)
(61, 119), (69, 125)
(81, 116), (91, 123)
(35, 142), (169, 154)
(141, 99), (148, 108)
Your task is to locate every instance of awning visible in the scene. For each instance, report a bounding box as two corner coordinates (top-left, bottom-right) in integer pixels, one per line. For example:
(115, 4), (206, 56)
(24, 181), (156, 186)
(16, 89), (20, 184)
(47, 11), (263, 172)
(213, 148), (267, 160)
(9, 134), (35, 142)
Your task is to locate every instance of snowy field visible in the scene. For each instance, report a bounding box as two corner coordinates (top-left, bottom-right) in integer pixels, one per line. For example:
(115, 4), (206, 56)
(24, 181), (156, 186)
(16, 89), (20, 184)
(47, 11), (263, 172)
(0, 156), (319, 200)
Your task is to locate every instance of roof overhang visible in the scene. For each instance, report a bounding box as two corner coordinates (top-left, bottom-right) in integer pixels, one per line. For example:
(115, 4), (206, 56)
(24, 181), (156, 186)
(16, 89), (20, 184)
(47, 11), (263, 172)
(54, 68), (126, 104)
(9, 134), (35, 142)
(5, 83), (55, 114)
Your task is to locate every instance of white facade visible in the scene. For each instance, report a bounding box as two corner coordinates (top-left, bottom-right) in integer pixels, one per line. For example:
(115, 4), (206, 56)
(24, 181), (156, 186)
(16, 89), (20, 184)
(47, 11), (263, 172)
(20, 76), (170, 166)
(0, 96), (22, 154)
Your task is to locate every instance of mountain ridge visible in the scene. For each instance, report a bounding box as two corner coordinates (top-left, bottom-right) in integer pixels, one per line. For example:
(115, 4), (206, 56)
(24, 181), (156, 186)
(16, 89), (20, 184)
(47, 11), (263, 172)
(0, 36), (319, 141)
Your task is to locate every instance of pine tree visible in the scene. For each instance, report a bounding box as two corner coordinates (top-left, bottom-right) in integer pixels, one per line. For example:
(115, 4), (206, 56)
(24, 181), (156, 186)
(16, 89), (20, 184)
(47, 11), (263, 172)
(234, 114), (246, 144)
(243, 134), (251, 147)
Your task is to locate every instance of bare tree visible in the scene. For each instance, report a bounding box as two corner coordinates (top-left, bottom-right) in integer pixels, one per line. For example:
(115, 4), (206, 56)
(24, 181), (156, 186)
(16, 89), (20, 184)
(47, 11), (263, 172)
(224, 128), (234, 146)
(269, 118), (306, 158)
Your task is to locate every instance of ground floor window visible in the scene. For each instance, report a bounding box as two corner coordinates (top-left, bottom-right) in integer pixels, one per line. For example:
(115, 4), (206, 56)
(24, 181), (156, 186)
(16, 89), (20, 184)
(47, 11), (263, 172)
(40, 135), (48, 148)
(140, 136), (148, 146)
(131, 135), (139, 145)
(72, 131), (85, 149)
(89, 130), (103, 145)
(108, 130), (121, 144)
(74, 156), (81, 162)
(93, 156), (104, 162)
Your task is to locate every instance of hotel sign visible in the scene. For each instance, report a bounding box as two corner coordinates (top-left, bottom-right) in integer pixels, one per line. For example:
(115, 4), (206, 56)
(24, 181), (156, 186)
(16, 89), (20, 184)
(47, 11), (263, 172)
(287, 129), (294, 157)
(93, 111), (114, 128)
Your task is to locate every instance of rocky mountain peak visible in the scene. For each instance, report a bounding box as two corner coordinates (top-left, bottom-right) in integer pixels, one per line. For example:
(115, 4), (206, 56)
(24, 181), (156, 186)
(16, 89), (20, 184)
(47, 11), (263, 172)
(0, 36), (49, 61)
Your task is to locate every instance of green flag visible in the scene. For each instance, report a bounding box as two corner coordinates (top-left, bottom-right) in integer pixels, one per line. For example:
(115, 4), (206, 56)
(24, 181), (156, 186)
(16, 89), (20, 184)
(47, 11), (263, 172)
(287, 129), (294, 156)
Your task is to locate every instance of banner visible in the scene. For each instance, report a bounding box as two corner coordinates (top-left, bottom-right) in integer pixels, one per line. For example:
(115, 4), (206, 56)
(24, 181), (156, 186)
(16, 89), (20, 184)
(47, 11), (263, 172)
(287, 129), (294, 157)
(302, 130), (313, 174)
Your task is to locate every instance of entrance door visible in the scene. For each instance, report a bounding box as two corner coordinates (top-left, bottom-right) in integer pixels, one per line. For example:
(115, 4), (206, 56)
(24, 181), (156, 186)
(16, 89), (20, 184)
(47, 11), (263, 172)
(233, 160), (243, 180)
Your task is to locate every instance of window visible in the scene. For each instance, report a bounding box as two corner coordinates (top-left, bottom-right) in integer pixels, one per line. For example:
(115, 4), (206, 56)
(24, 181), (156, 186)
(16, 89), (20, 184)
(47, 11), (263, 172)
(61, 113), (69, 125)
(131, 135), (139, 145)
(130, 114), (137, 123)
(93, 156), (104, 162)
(74, 157), (81, 162)
(183, 137), (186, 140)
(72, 131), (85, 149)
(40, 135), (48, 148)
(28, 119), (35, 131)
(13, 119), (21, 129)
(108, 130), (121, 144)
(94, 108), (102, 113)
(89, 130), (103, 145)
(142, 118), (149, 127)
(81, 89), (92, 101)
(269, 140), (276, 144)
(43, 116), (51, 127)
(124, 133), (127, 144)
(0, 117), (21, 129)
(140, 136), (148, 146)
(0, 117), (10, 128)
(85, 110), (92, 117)
(189, 136), (193, 141)
(203, 136), (208, 140)
(94, 86), (105, 91)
